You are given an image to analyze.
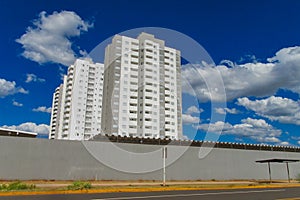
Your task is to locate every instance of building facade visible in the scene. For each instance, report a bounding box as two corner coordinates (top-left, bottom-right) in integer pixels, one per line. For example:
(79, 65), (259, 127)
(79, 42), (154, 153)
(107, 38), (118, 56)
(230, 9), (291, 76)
(102, 33), (182, 139)
(49, 59), (104, 140)
(50, 33), (182, 140)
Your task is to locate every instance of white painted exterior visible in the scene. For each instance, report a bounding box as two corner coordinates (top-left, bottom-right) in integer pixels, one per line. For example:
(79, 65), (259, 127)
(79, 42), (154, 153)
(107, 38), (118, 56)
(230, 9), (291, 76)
(50, 59), (104, 140)
(49, 84), (63, 139)
(102, 33), (182, 139)
(50, 33), (182, 140)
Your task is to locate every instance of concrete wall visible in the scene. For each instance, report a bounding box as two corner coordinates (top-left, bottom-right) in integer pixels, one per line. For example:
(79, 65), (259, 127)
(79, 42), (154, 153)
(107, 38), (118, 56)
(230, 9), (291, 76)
(0, 136), (300, 180)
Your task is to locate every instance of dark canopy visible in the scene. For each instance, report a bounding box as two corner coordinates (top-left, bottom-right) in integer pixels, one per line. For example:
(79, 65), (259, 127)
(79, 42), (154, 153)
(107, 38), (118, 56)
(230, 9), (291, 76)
(256, 158), (300, 163)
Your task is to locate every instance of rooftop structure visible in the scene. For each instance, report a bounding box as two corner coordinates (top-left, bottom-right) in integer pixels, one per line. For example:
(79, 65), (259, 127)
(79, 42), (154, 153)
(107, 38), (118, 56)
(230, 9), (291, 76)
(0, 127), (37, 138)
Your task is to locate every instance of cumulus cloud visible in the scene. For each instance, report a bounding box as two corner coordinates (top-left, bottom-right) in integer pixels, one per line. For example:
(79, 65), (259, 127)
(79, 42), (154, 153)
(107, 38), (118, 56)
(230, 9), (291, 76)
(182, 106), (202, 124)
(238, 54), (258, 64)
(237, 96), (300, 125)
(2, 122), (49, 135)
(182, 46), (300, 102)
(0, 78), (28, 98)
(12, 100), (23, 107)
(58, 66), (66, 80)
(195, 118), (282, 143)
(280, 141), (290, 146)
(32, 106), (52, 113)
(25, 74), (45, 83)
(16, 11), (93, 66)
(219, 59), (236, 68)
(194, 121), (232, 133)
(182, 114), (200, 124)
(186, 106), (203, 114)
(215, 107), (239, 115)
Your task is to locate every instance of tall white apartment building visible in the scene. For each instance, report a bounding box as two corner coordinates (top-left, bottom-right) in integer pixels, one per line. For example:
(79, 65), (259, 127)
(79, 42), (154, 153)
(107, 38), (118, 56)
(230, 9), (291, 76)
(102, 32), (182, 139)
(49, 84), (63, 139)
(49, 59), (104, 140)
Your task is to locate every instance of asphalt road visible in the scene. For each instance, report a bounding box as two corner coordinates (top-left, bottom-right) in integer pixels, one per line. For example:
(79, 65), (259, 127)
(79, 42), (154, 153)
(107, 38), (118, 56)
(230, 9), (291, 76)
(1, 187), (300, 200)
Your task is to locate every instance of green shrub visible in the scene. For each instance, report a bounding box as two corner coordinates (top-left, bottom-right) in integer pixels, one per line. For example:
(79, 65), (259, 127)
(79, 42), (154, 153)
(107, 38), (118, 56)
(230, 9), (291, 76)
(0, 184), (7, 190)
(0, 182), (35, 191)
(67, 181), (92, 190)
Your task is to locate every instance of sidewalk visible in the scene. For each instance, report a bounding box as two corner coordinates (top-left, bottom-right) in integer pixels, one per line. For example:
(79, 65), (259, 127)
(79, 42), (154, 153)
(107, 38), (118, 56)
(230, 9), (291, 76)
(31, 180), (298, 188)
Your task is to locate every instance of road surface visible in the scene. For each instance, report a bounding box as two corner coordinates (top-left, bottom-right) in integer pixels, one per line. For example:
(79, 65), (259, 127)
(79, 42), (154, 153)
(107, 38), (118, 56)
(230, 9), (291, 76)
(1, 187), (300, 200)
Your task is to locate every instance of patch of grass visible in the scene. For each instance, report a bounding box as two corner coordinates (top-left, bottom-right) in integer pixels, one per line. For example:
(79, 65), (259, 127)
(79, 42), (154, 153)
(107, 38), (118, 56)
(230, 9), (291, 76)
(0, 181), (36, 191)
(67, 181), (92, 190)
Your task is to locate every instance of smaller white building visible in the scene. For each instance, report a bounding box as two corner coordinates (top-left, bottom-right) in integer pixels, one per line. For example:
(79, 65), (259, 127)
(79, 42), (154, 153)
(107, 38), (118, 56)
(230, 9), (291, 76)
(49, 59), (104, 140)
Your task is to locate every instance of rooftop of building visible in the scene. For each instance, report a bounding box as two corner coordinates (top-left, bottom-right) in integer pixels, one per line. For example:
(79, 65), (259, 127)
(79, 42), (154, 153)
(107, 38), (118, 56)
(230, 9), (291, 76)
(90, 134), (300, 153)
(0, 127), (37, 138)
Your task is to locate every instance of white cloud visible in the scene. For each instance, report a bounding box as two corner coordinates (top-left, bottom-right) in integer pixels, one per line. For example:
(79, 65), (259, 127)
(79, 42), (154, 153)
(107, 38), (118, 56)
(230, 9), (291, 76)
(238, 54), (257, 64)
(32, 106), (52, 113)
(182, 114), (200, 124)
(25, 74), (45, 83)
(219, 59), (236, 68)
(195, 118), (282, 143)
(182, 46), (300, 102)
(12, 100), (23, 107)
(237, 96), (300, 125)
(0, 78), (28, 98)
(186, 106), (203, 114)
(182, 106), (203, 124)
(280, 141), (290, 146)
(16, 11), (93, 66)
(182, 135), (189, 140)
(58, 66), (66, 80)
(194, 121), (232, 133)
(215, 107), (239, 115)
(2, 122), (49, 135)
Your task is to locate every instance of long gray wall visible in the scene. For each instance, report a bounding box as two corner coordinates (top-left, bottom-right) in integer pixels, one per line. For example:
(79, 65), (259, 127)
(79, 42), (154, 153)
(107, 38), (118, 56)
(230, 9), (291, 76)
(0, 136), (300, 180)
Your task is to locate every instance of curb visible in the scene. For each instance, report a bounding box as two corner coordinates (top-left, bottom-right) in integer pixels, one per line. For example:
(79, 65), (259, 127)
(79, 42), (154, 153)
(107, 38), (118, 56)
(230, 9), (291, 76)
(1, 183), (300, 196)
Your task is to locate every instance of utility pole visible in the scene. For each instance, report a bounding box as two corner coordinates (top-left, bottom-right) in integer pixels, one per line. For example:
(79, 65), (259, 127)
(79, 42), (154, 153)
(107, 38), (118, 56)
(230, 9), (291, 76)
(162, 146), (167, 186)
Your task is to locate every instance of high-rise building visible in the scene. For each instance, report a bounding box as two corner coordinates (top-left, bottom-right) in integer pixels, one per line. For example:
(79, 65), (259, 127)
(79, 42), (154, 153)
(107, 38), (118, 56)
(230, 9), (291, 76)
(49, 84), (63, 139)
(49, 59), (104, 140)
(102, 32), (182, 139)
(50, 33), (182, 140)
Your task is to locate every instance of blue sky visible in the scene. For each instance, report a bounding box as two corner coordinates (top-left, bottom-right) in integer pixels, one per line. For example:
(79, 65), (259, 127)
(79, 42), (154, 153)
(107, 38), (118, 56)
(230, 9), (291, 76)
(0, 0), (300, 146)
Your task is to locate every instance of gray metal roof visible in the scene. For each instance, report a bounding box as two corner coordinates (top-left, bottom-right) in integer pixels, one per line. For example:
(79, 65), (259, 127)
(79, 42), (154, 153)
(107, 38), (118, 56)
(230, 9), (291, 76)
(0, 127), (37, 138)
